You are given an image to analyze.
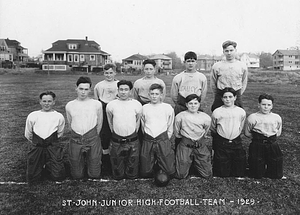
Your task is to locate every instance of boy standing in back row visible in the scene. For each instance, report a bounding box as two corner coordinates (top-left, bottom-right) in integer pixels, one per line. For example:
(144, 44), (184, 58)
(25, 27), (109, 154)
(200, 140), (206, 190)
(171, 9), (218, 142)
(210, 40), (248, 112)
(66, 76), (103, 180)
(133, 59), (166, 105)
(171, 51), (207, 116)
(94, 63), (119, 174)
(245, 93), (283, 179)
(25, 91), (65, 183)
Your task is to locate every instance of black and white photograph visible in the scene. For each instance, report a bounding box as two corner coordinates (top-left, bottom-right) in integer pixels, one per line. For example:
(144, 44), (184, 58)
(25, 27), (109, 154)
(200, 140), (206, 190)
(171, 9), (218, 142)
(0, 0), (300, 214)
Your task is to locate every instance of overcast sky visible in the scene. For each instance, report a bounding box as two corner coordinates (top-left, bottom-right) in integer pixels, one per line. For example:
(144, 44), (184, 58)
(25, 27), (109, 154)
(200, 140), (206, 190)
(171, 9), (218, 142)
(1, 0), (299, 61)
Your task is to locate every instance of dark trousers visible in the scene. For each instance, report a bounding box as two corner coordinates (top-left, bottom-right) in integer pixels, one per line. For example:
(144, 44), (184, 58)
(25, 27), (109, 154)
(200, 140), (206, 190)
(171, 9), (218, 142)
(99, 101), (111, 151)
(176, 137), (212, 179)
(27, 132), (65, 182)
(248, 132), (283, 179)
(211, 89), (243, 112)
(212, 134), (246, 177)
(68, 127), (102, 179)
(140, 132), (175, 177)
(110, 132), (139, 180)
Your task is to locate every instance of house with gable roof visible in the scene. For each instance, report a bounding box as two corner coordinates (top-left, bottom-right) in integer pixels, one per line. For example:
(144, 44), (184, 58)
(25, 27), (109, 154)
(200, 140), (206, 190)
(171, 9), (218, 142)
(196, 55), (223, 71)
(240, 53), (260, 68)
(272, 49), (300, 70)
(149, 54), (172, 70)
(122, 53), (147, 70)
(0, 38), (28, 67)
(42, 37), (110, 71)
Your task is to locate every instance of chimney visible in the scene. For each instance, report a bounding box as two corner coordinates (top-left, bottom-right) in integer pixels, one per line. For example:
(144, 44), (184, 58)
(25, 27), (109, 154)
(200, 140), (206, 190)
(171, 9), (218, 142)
(85, 36), (88, 46)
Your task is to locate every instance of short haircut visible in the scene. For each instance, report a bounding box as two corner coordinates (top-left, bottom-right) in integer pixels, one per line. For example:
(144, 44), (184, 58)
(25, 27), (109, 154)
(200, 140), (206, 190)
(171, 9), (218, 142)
(221, 87), (237, 97)
(117, 79), (133, 90)
(184, 51), (197, 61)
(185, 94), (201, 103)
(222, 40), (237, 49)
(39, 91), (56, 100)
(76, 76), (92, 87)
(258, 93), (274, 103)
(104, 63), (116, 71)
(143, 59), (156, 67)
(149, 83), (164, 93)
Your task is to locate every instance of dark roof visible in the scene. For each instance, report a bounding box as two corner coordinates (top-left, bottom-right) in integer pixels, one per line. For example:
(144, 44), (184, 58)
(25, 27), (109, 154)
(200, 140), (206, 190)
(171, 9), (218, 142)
(5, 39), (20, 47)
(123, 53), (147, 61)
(273, 49), (300, 56)
(44, 39), (109, 55)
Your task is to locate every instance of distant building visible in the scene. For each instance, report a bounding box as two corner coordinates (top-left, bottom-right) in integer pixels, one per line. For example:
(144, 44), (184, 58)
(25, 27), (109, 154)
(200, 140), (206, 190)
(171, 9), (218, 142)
(272, 49), (300, 71)
(149, 54), (172, 70)
(196, 55), (222, 71)
(122, 53), (147, 70)
(42, 37), (110, 71)
(0, 38), (29, 67)
(240, 53), (260, 68)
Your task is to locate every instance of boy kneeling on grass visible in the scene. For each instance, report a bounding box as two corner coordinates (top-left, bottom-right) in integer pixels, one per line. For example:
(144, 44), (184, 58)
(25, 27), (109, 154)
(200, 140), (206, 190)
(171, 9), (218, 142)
(66, 76), (103, 180)
(140, 83), (175, 180)
(211, 88), (246, 177)
(245, 93), (283, 179)
(25, 91), (65, 183)
(174, 94), (212, 179)
(106, 80), (142, 180)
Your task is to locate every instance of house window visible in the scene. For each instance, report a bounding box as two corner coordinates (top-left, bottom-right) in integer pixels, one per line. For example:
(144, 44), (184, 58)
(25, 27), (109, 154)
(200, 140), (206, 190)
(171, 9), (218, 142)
(68, 54), (73, 62)
(90, 55), (95, 61)
(74, 54), (79, 62)
(68, 44), (77, 50)
(80, 55), (85, 61)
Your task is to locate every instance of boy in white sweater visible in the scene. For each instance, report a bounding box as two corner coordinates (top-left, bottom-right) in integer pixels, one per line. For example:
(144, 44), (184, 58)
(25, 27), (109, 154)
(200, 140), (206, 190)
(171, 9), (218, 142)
(140, 83), (175, 178)
(211, 87), (246, 177)
(66, 76), (103, 179)
(25, 91), (65, 183)
(106, 80), (142, 180)
(174, 94), (212, 179)
(94, 63), (119, 174)
(245, 93), (283, 179)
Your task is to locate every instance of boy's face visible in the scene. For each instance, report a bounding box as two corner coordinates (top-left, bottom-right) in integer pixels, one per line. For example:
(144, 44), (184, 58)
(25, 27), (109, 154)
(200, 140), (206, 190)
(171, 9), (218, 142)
(118, 84), (131, 100)
(143, 64), (156, 78)
(76, 83), (91, 100)
(149, 89), (163, 104)
(40, 95), (55, 112)
(186, 98), (200, 113)
(184, 59), (197, 72)
(221, 92), (236, 107)
(259, 99), (273, 114)
(223, 45), (236, 61)
(104, 68), (116, 81)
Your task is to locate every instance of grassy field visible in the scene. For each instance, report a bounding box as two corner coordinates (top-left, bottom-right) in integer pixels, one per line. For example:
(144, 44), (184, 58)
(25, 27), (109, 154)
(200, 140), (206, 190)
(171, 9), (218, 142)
(0, 71), (300, 214)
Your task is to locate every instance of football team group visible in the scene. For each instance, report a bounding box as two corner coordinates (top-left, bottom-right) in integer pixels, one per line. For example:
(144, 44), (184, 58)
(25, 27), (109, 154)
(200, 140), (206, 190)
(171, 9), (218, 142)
(24, 40), (283, 186)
